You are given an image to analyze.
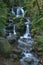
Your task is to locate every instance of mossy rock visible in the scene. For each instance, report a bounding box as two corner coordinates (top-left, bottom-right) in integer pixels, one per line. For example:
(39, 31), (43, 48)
(0, 37), (12, 56)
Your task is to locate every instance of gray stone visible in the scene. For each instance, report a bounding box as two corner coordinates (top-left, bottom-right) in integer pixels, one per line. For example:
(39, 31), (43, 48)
(13, 48), (21, 54)
(24, 57), (34, 64)
(7, 34), (16, 43)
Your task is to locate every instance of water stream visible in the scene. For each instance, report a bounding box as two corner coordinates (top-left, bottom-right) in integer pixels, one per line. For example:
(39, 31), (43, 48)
(16, 7), (41, 65)
(4, 7), (41, 65)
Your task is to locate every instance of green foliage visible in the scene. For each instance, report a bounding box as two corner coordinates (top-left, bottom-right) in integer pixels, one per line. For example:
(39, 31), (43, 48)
(0, 37), (12, 56)
(0, 0), (9, 30)
(13, 17), (26, 24)
(31, 28), (36, 35)
(36, 36), (43, 43)
(13, 17), (26, 35)
(34, 35), (43, 52)
(16, 21), (26, 35)
(31, 15), (43, 53)
(31, 16), (43, 34)
(0, 22), (4, 29)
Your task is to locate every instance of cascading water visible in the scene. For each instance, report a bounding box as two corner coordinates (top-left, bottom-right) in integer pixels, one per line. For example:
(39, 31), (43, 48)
(18, 17), (41, 64)
(16, 7), (24, 17)
(13, 24), (16, 35)
(20, 18), (31, 39)
(4, 6), (41, 65)
(23, 22), (30, 38)
(11, 7), (15, 16)
(17, 7), (41, 65)
(4, 18), (17, 40)
(18, 18), (33, 46)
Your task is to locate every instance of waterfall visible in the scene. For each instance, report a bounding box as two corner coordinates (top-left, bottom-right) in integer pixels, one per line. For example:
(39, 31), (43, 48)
(23, 21), (31, 38)
(20, 18), (31, 39)
(4, 6), (41, 65)
(11, 7), (24, 17)
(16, 7), (24, 17)
(18, 17), (34, 48)
(13, 24), (16, 35)
(11, 7), (15, 16)
(17, 7), (40, 65)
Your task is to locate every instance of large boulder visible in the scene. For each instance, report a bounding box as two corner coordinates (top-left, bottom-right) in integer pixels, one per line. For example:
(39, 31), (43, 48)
(0, 37), (12, 56)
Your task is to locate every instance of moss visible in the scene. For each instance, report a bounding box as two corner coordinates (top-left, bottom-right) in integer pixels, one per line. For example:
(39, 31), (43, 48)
(0, 37), (12, 56)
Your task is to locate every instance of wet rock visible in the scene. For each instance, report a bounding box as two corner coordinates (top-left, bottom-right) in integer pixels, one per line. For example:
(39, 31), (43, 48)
(7, 34), (17, 43)
(24, 57), (34, 64)
(13, 48), (22, 54)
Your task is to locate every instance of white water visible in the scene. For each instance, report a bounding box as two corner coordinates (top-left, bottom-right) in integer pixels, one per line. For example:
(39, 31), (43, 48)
(11, 7), (24, 17)
(13, 25), (16, 35)
(20, 18), (31, 39)
(11, 7), (15, 16)
(20, 52), (40, 65)
(16, 7), (24, 17)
